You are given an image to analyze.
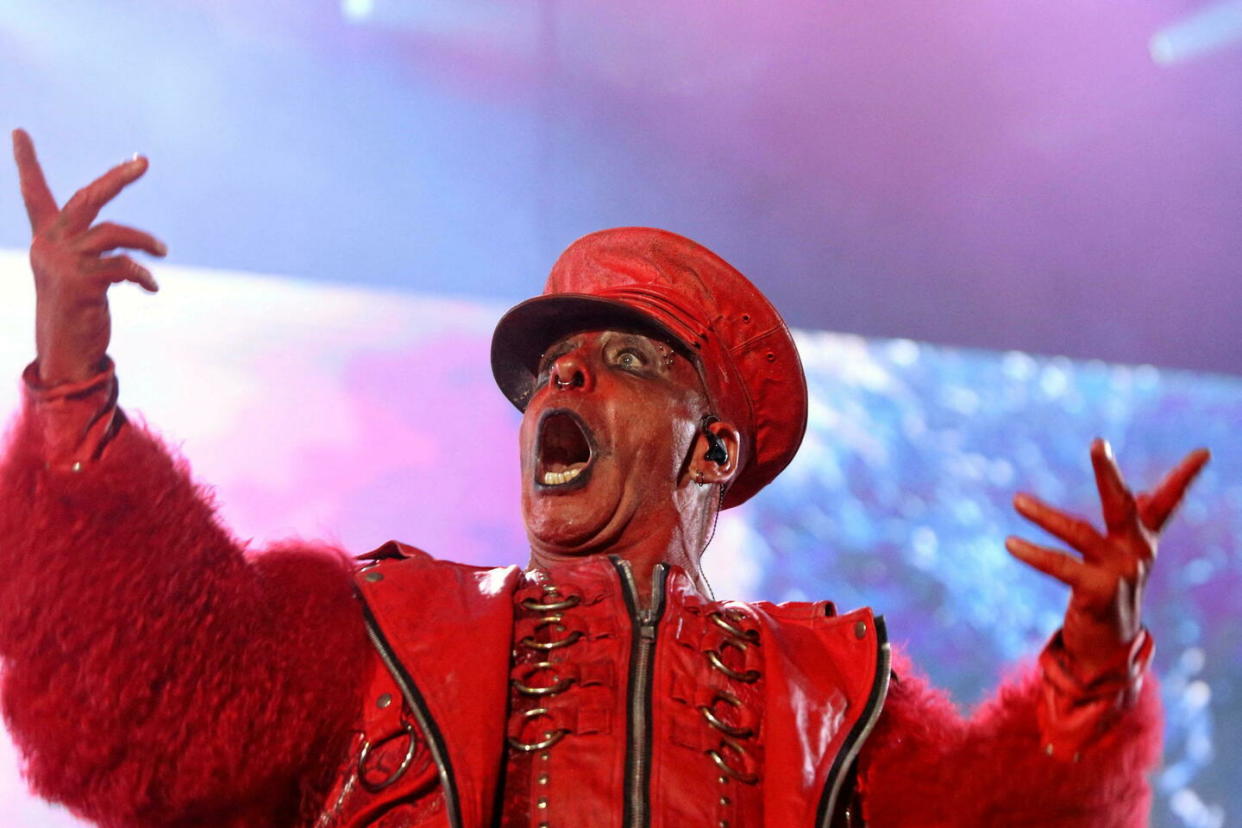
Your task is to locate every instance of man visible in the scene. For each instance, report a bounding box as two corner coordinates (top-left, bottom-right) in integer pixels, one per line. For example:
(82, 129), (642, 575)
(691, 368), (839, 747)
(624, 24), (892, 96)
(0, 129), (1208, 826)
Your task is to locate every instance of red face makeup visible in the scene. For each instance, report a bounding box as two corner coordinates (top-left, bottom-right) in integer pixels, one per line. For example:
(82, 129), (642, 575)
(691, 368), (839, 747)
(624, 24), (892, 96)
(519, 329), (707, 556)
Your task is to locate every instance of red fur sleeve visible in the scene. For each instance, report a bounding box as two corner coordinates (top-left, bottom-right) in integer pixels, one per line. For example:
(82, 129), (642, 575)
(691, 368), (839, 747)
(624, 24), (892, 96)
(855, 647), (1162, 827)
(0, 373), (371, 826)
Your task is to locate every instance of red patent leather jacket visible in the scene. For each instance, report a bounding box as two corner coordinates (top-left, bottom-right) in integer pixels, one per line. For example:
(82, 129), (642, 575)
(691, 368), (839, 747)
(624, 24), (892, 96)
(319, 542), (888, 828)
(0, 364), (1163, 828)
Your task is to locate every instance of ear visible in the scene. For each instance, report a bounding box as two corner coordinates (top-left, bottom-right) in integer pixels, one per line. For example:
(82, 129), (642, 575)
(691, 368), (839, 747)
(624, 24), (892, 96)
(693, 418), (742, 486)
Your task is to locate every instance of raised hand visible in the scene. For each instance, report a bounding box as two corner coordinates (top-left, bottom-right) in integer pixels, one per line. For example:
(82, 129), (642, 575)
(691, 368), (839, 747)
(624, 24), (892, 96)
(12, 128), (166, 386)
(1006, 439), (1210, 676)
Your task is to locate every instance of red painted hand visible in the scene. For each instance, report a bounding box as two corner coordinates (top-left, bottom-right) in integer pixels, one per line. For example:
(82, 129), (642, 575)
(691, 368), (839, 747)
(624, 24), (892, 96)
(1006, 439), (1210, 677)
(11, 128), (166, 385)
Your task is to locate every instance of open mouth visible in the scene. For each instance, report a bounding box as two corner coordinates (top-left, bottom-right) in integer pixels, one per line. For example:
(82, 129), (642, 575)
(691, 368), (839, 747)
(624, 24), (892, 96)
(535, 409), (595, 489)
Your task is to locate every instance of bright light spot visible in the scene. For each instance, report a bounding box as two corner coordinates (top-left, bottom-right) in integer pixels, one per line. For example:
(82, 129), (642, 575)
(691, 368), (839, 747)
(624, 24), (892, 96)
(1149, 0), (1242, 65)
(1002, 350), (1036, 381)
(1170, 788), (1225, 828)
(886, 338), (920, 367)
(1186, 680), (1212, 708)
(342, 0), (374, 22)
(910, 526), (938, 568)
(1039, 363), (1068, 398)
(1177, 645), (1207, 675)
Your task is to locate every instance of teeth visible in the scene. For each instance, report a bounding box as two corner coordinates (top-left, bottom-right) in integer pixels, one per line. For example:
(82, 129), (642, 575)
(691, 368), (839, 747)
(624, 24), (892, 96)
(541, 467), (583, 486)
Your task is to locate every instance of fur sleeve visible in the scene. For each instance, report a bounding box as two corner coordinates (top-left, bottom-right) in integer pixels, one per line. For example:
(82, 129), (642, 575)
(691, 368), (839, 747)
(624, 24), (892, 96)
(855, 647), (1161, 827)
(0, 392), (371, 826)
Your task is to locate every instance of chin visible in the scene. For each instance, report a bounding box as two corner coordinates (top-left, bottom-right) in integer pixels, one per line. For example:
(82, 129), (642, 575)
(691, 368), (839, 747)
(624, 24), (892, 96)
(522, 490), (621, 555)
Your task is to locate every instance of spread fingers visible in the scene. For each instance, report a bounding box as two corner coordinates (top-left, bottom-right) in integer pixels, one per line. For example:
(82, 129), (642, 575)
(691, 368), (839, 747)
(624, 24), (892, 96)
(61, 156), (149, 233)
(77, 222), (167, 257)
(1012, 492), (1105, 557)
(1005, 537), (1089, 590)
(91, 255), (159, 293)
(11, 129), (58, 232)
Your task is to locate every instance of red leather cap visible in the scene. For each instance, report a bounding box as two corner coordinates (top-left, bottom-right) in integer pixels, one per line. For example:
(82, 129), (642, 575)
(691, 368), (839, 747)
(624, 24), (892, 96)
(491, 227), (807, 508)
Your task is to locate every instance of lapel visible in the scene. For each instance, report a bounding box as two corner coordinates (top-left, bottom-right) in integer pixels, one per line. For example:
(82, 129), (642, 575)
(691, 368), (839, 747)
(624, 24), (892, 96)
(356, 541), (523, 828)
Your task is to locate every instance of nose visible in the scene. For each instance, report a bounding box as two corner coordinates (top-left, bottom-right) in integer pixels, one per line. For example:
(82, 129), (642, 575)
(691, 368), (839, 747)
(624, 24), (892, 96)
(549, 350), (592, 393)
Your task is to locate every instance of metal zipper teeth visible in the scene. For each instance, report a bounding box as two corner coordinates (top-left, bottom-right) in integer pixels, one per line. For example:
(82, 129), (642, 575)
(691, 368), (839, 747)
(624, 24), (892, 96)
(360, 602), (464, 828)
(815, 615), (892, 828)
(611, 557), (668, 828)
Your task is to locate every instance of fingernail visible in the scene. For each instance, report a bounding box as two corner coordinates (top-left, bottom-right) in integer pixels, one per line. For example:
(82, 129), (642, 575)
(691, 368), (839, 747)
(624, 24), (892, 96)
(1014, 493), (1032, 510)
(155, 241), (168, 256)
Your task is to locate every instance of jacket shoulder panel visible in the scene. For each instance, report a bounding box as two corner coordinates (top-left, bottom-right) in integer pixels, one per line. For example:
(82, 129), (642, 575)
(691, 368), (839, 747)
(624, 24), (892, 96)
(355, 547), (523, 828)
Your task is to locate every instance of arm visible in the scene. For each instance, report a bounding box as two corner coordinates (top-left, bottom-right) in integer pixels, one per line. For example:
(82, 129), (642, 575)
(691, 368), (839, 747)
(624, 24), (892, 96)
(0, 130), (370, 826)
(855, 646), (1161, 827)
(855, 442), (1207, 826)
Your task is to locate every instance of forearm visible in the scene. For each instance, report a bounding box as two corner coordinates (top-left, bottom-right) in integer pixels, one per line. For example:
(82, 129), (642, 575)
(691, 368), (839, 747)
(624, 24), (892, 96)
(0, 364), (369, 825)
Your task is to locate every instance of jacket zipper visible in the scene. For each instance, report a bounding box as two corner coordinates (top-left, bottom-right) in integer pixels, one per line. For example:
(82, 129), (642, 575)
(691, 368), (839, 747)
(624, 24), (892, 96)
(360, 603), (463, 828)
(816, 615), (891, 828)
(612, 557), (668, 828)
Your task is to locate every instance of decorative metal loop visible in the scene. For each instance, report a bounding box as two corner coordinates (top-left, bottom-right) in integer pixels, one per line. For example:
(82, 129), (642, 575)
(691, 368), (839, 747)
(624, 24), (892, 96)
(512, 662), (576, 696)
(357, 723), (417, 793)
(707, 738), (760, 785)
(507, 707), (570, 752)
(521, 594), (582, 612)
(698, 696), (754, 739)
(705, 647), (761, 683)
(709, 610), (760, 644)
(520, 629), (584, 651)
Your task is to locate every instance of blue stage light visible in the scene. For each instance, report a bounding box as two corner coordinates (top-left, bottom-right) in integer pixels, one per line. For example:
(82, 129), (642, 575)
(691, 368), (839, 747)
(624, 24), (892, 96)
(1150, 0), (1242, 65)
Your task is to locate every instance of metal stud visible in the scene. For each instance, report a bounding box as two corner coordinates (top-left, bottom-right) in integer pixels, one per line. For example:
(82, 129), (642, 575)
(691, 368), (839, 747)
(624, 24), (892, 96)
(364, 571), (383, 583)
(854, 620), (867, 639)
(376, 693), (392, 709)
(70, 461), (83, 473)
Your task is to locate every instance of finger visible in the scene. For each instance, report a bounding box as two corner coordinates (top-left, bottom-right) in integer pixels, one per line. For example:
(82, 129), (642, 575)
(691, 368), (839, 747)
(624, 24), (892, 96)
(1005, 536), (1090, 590)
(61, 155), (149, 233)
(92, 254), (159, 293)
(76, 222), (167, 257)
(1090, 439), (1136, 533)
(11, 128), (59, 232)
(1012, 492), (1106, 557)
(1138, 448), (1211, 532)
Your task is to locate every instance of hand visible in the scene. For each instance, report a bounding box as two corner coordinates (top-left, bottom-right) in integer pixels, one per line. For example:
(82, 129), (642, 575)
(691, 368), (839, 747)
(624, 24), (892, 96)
(1006, 439), (1210, 676)
(12, 128), (166, 386)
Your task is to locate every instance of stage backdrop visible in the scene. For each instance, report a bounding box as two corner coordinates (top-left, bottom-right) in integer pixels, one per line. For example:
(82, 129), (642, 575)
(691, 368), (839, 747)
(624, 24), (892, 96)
(1, 250), (1238, 827)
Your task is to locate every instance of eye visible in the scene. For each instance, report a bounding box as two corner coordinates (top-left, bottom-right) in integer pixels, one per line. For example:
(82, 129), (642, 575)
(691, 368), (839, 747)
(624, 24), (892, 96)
(612, 347), (650, 371)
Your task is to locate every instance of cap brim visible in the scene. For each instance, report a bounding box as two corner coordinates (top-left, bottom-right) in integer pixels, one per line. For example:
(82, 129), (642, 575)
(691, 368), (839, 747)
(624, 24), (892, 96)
(490, 294), (687, 411)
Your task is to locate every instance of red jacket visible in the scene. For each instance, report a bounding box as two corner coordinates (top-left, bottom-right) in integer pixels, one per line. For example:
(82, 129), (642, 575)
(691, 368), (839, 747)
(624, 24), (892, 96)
(0, 365), (1162, 827)
(320, 543), (887, 827)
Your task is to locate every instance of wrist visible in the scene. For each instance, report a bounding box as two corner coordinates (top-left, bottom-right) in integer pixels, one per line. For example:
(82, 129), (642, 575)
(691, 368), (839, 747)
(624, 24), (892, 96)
(1049, 626), (1152, 690)
(35, 298), (111, 386)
